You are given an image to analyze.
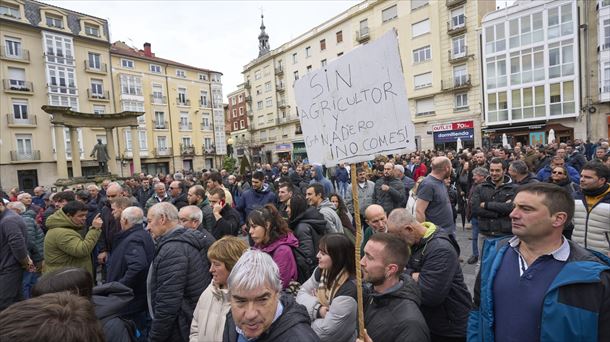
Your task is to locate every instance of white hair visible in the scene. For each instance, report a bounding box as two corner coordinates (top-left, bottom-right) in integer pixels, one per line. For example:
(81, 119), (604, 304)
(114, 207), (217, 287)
(148, 202), (179, 223)
(86, 184), (100, 191)
(228, 249), (282, 294)
(6, 201), (26, 213)
(17, 193), (31, 201)
(121, 206), (144, 226)
(179, 205), (203, 224)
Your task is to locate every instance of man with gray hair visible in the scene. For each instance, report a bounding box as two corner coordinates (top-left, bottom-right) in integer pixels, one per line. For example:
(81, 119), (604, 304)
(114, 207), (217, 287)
(466, 167), (489, 264)
(394, 164), (415, 199)
(106, 206), (154, 336)
(508, 159), (539, 187)
(223, 249), (319, 341)
(145, 182), (170, 215)
(373, 162), (407, 214)
(146, 202), (212, 341)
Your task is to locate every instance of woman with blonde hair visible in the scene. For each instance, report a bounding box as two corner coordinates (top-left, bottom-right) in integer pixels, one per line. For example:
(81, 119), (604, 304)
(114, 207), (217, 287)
(189, 236), (249, 342)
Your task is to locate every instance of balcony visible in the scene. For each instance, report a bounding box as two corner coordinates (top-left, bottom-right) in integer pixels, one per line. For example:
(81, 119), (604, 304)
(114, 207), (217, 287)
(150, 94), (167, 105)
(84, 60), (107, 74)
(87, 89), (110, 101)
(448, 46), (469, 63)
(275, 65), (284, 75)
(245, 95), (252, 103)
(356, 28), (370, 43)
(295, 127), (303, 135)
(180, 144), (195, 157)
(178, 121), (192, 131)
(10, 150), (40, 162)
(442, 74), (471, 91)
(3, 79), (33, 94)
(199, 99), (210, 108)
(447, 18), (467, 35)
(446, 0), (466, 8)
(153, 147), (172, 157)
(7, 114), (37, 127)
(0, 47), (30, 63)
(200, 122), (212, 131)
(278, 100), (287, 109)
(244, 80), (251, 89)
(177, 98), (191, 106)
(276, 82), (285, 92)
(153, 120), (168, 129)
(203, 145), (216, 155)
(277, 115), (298, 124)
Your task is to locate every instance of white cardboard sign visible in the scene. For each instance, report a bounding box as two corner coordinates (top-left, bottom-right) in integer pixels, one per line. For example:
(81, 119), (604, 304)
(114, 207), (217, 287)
(294, 30), (416, 166)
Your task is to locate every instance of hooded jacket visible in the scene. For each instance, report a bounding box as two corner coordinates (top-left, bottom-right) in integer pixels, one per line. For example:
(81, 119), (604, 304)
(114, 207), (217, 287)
(363, 276), (430, 342)
(93, 282), (136, 342)
(236, 183), (278, 224)
(190, 281), (230, 342)
(148, 227), (215, 342)
(290, 207), (328, 278)
(223, 294), (320, 342)
(536, 164), (580, 184)
(310, 165), (334, 197)
(256, 233), (299, 289)
(317, 199), (344, 234)
(468, 238), (610, 342)
(43, 209), (101, 275)
(373, 176), (407, 214)
(405, 224), (472, 338)
(471, 175), (516, 236)
(106, 223), (154, 316)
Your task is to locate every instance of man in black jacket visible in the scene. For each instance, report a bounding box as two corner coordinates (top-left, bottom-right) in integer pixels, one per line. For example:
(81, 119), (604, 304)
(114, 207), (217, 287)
(508, 160), (539, 188)
(360, 233), (430, 342)
(372, 162), (407, 214)
(186, 185), (215, 233)
(223, 249), (319, 342)
(146, 202), (213, 342)
(471, 158), (517, 238)
(169, 181), (188, 210)
(387, 208), (472, 341)
(208, 188), (241, 239)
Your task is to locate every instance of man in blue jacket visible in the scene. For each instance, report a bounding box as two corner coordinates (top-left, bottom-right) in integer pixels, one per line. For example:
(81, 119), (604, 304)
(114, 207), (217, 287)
(236, 171), (277, 230)
(536, 155), (580, 184)
(309, 164), (334, 197)
(468, 183), (610, 342)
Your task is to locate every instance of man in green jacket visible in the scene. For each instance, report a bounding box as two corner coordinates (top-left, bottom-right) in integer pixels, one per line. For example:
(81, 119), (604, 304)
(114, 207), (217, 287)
(43, 201), (103, 275)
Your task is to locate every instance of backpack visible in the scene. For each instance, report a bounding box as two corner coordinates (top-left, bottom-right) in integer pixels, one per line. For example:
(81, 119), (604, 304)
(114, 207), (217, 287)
(291, 245), (315, 285)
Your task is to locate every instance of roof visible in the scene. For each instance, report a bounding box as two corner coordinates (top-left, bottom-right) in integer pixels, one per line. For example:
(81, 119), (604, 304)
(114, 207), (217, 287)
(110, 42), (222, 75)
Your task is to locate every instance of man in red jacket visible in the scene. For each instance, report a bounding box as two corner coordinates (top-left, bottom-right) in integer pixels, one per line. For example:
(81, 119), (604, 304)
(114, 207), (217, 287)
(413, 155), (428, 181)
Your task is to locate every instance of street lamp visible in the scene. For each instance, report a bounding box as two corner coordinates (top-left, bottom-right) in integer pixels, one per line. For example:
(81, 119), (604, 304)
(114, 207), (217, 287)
(227, 137), (234, 157)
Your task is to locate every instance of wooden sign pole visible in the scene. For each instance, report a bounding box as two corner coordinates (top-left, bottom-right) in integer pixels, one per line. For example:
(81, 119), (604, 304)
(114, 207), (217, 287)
(350, 163), (365, 339)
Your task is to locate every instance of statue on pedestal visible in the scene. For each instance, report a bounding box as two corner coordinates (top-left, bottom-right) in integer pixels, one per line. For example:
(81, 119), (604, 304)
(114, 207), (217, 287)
(90, 139), (109, 174)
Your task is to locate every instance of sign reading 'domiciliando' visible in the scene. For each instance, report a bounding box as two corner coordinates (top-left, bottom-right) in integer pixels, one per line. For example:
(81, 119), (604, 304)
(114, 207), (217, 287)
(294, 30), (416, 166)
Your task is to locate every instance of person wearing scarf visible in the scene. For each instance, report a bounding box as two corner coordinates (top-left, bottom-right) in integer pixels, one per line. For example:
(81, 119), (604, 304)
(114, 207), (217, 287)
(296, 234), (357, 342)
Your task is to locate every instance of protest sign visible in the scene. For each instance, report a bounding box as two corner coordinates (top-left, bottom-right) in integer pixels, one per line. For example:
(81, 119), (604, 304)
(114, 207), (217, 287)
(294, 29), (415, 166)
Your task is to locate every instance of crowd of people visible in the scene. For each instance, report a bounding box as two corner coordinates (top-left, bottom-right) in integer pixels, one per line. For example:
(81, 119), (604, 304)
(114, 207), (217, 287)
(0, 137), (609, 342)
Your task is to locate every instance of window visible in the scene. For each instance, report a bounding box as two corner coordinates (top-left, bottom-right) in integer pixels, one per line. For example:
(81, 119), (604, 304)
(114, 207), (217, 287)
(307, 65), (312, 73)
(337, 52), (343, 57)
(12, 99), (28, 120)
(238, 94), (243, 102)
(90, 79), (104, 96)
(4, 37), (21, 58)
(548, 41), (574, 79)
(603, 19), (610, 51)
(360, 19), (369, 36)
(321, 59), (327, 67)
(257, 101), (263, 110)
(294, 71), (299, 80)
(15, 134), (33, 156)
(413, 45), (431, 63)
(47, 65), (77, 94)
(157, 136), (168, 150)
(46, 14), (63, 28)
(240, 120), (245, 129)
(233, 122), (238, 130)
(7, 67), (26, 89)
(151, 83), (164, 102)
(305, 46), (311, 57)
(265, 97), (273, 107)
(452, 36), (466, 58)
(176, 69), (186, 78)
(44, 33), (74, 64)
(204, 138), (212, 150)
(201, 116), (210, 129)
(487, 91), (508, 122)
(232, 109), (237, 118)
(121, 100), (144, 112)
(0, 3), (20, 18)
(415, 97), (434, 116)
(119, 74), (142, 96)
(455, 93), (468, 109)
(150, 64), (161, 73)
(84, 24), (100, 37)
(124, 129), (148, 151)
(549, 81), (575, 116)
(511, 86), (545, 120)
(231, 97), (237, 105)
(453, 65), (468, 86)
(88, 52), (101, 69)
(604, 62), (610, 93)
(411, 0), (428, 10)
(199, 73), (208, 81)
(412, 19), (430, 38)
(382, 5), (398, 22)
(254, 70), (261, 80)
(450, 7), (465, 29)
(320, 39), (326, 51)
(211, 73), (221, 82)
(484, 23), (505, 54)
(179, 111), (189, 128)
(200, 90), (208, 107)
(548, 4), (573, 39)
(256, 86), (262, 95)
(239, 107), (244, 115)
(265, 81), (271, 92)
(121, 59), (134, 68)
(292, 53), (298, 64)
(49, 95), (78, 110)
(486, 56), (506, 89)
(414, 72), (432, 89)
(336, 31), (343, 43)
(177, 87), (187, 104)
(93, 105), (105, 115)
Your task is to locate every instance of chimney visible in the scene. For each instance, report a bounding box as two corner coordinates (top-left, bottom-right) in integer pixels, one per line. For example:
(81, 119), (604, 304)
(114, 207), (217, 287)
(143, 42), (152, 57)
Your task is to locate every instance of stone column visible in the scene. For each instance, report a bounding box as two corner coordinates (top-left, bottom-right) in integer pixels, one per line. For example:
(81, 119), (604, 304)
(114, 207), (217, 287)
(105, 128), (117, 174)
(54, 125), (68, 179)
(130, 126), (141, 175)
(69, 127), (82, 177)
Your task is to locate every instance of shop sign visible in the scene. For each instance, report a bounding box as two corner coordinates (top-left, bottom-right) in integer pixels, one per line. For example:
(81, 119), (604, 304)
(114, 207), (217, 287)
(432, 120), (474, 132)
(276, 143), (292, 151)
(433, 128), (474, 143)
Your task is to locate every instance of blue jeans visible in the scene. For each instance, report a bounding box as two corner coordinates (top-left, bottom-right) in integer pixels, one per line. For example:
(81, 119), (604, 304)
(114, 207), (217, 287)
(337, 181), (348, 198)
(471, 217), (479, 257)
(22, 271), (39, 299)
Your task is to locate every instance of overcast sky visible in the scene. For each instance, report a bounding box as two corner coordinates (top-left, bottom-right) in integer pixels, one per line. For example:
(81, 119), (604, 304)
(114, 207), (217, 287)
(42, 0), (358, 99)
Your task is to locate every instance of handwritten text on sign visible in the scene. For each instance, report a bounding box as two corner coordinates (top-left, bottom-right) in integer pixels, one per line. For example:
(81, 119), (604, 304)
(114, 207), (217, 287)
(294, 30), (415, 165)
